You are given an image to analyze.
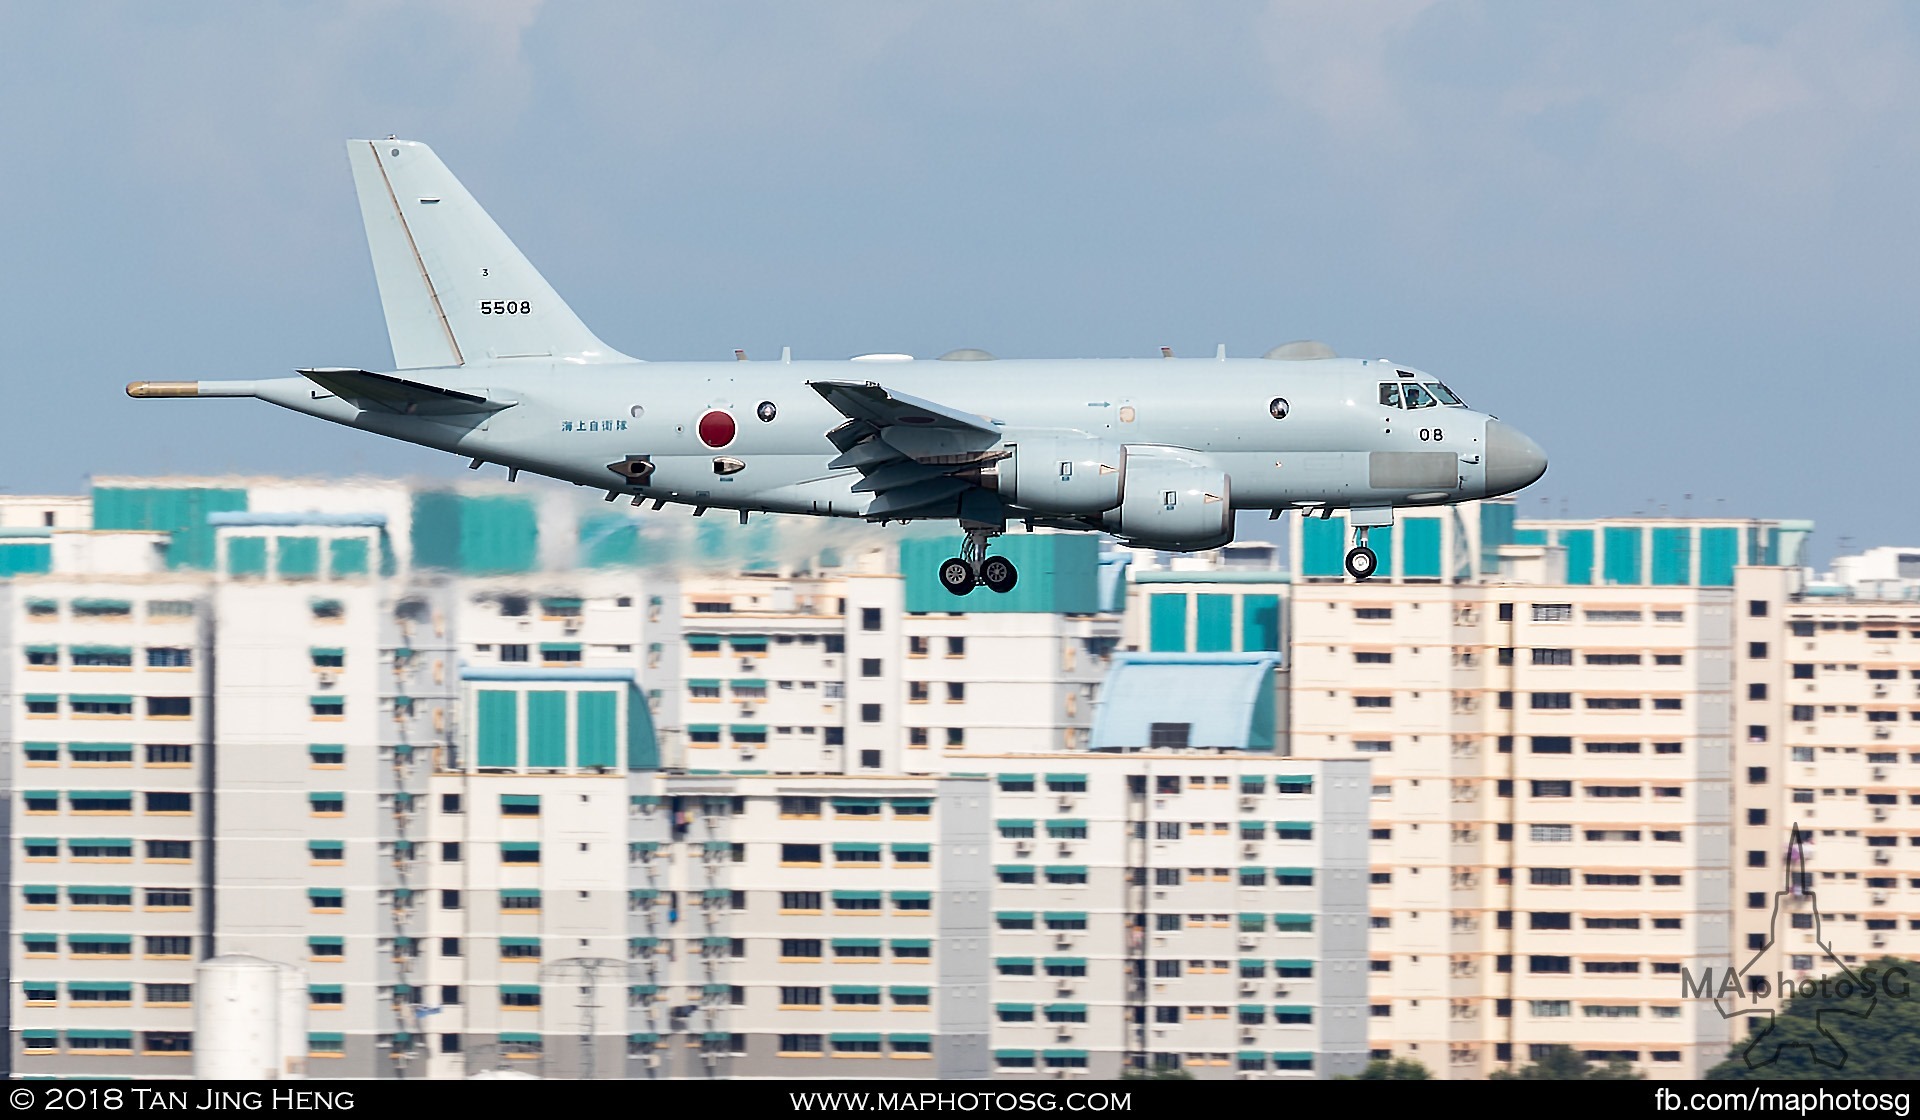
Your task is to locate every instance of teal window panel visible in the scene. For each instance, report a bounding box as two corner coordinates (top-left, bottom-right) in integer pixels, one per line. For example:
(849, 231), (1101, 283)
(227, 536), (267, 577)
(1402, 517), (1442, 578)
(1195, 594), (1233, 652)
(1148, 594), (1189, 652)
(1753, 526), (1780, 566)
(900, 534), (1101, 615)
(476, 690), (519, 768)
(1560, 528), (1595, 585)
(1369, 525), (1394, 577)
(578, 514), (641, 568)
(525, 691), (568, 768)
(328, 537), (369, 578)
(91, 485), (248, 570)
(1478, 501), (1514, 575)
(276, 536), (320, 579)
(1241, 594), (1280, 652)
(1302, 514), (1346, 577)
(626, 682), (659, 771)
(1512, 527), (1548, 546)
(1650, 527), (1692, 586)
(1603, 526), (1643, 585)
(0, 541), (51, 576)
(1699, 527), (1738, 587)
(576, 691), (617, 768)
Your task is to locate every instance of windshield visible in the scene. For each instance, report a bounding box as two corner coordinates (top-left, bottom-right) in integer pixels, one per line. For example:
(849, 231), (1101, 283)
(1426, 382), (1464, 406)
(1403, 384), (1437, 409)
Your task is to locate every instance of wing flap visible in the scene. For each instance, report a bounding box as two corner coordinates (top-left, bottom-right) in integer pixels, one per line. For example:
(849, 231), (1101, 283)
(809, 378), (1006, 523)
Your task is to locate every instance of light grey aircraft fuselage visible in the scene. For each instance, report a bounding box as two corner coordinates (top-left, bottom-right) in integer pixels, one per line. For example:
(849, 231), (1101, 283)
(130, 139), (1547, 592)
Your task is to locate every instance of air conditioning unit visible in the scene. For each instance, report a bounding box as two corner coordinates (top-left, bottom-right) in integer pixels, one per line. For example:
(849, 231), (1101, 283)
(739, 658), (755, 671)
(1057, 842), (1074, 857)
(1873, 767), (1888, 780)
(1873, 933), (1888, 947)
(1274, 985), (1290, 997)
(1238, 935), (1257, 949)
(1236, 1071), (1258, 1081)
(316, 670), (337, 685)
(1055, 934), (1075, 949)
(1057, 795), (1076, 810)
(1242, 843), (1260, 858)
(1055, 981), (1075, 996)
(1241, 1031), (1257, 1044)
(1014, 840), (1032, 855)
(1874, 808), (1888, 822)
(1875, 850), (1891, 865)
(1240, 796), (1257, 811)
(1873, 891), (1888, 904)
(1239, 981), (1256, 995)
(1874, 684), (1888, 697)
(564, 618), (582, 633)
(1875, 727), (1891, 740)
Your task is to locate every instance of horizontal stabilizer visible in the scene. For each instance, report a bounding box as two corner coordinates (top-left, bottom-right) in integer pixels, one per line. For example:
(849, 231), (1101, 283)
(298, 368), (515, 416)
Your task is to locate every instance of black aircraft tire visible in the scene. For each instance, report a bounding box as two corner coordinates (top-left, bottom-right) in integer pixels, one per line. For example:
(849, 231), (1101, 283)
(939, 557), (976, 595)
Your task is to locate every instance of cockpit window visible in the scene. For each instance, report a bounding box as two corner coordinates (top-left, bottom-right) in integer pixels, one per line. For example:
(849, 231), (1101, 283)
(1426, 382), (1463, 406)
(1378, 383), (1401, 408)
(1403, 384), (1437, 409)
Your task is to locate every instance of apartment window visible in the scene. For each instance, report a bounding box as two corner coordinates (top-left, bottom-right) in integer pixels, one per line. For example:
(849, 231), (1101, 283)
(1528, 956), (1571, 974)
(500, 644), (529, 663)
(1532, 648), (1573, 666)
(1530, 781), (1571, 798)
(1530, 868), (1572, 886)
(1531, 604), (1572, 622)
(1749, 642), (1769, 659)
(947, 637), (966, 657)
(1354, 651), (1392, 664)
(861, 608), (882, 631)
(860, 658), (882, 678)
(1793, 664), (1814, 679)
(860, 704), (881, 723)
(146, 840), (192, 860)
(1147, 722), (1190, 749)
(1531, 692), (1572, 710)
(1530, 736), (1572, 754)
(1748, 767), (1768, 784)
(1749, 683), (1769, 700)
(1530, 824), (1573, 843)
(946, 728), (965, 746)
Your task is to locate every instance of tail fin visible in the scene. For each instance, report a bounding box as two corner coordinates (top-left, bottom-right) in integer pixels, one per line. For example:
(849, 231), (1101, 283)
(345, 138), (628, 369)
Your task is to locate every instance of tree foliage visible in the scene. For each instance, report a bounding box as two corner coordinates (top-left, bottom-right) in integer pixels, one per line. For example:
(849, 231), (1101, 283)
(1706, 956), (1920, 1080)
(1490, 1045), (1644, 1080)
(1339, 1058), (1433, 1080)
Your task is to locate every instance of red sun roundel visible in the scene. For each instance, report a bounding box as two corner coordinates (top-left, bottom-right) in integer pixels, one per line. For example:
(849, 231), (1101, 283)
(697, 410), (736, 448)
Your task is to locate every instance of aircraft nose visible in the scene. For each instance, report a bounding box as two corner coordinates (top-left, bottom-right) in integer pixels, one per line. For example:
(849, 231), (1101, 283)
(1484, 419), (1547, 496)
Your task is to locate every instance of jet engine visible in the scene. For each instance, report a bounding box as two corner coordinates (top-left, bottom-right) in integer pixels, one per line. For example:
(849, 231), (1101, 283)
(989, 431), (1124, 515)
(1098, 445), (1232, 551)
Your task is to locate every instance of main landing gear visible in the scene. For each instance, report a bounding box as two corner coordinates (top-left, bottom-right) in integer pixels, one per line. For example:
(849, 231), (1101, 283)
(1345, 525), (1378, 582)
(940, 527), (1019, 596)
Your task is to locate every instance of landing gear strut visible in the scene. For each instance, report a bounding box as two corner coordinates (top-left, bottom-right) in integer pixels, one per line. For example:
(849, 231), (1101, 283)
(1345, 525), (1378, 581)
(939, 526), (1020, 596)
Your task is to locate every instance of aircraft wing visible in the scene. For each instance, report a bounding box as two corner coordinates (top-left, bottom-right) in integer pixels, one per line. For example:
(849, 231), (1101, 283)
(298, 368), (516, 416)
(808, 380), (1005, 519)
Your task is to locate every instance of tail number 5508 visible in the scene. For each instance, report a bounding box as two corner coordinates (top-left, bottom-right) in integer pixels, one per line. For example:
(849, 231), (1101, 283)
(480, 300), (531, 315)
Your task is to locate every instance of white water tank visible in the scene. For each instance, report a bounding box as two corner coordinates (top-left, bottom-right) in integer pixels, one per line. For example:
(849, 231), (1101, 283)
(194, 955), (283, 1079)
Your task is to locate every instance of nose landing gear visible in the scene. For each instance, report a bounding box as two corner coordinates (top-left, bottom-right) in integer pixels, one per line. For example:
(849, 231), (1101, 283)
(1345, 525), (1378, 581)
(939, 526), (1020, 596)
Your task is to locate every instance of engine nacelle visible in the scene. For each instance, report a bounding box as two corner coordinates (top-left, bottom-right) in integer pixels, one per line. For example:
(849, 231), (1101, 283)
(1100, 446), (1232, 551)
(992, 430), (1124, 515)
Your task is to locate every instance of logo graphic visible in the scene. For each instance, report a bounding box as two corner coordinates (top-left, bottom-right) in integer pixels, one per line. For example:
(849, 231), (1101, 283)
(1703, 824), (1879, 1069)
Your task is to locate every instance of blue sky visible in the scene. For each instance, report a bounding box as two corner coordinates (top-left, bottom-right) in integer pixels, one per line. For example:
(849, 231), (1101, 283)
(4, 2), (1917, 563)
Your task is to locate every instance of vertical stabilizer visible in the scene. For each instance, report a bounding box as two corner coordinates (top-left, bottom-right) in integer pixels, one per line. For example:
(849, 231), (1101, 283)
(345, 139), (627, 369)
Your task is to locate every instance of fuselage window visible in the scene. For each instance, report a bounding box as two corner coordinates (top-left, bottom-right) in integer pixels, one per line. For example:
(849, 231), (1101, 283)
(1403, 384), (1437, 409)
(1426, 382), (1463, 406)
(1378, 383), (1401, 408)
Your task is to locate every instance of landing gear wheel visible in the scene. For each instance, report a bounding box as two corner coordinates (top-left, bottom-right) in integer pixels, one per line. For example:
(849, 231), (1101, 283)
(1345, 546), (1378, 581)
(981, 555), (1019, 594)
(939, 557), (976, 596)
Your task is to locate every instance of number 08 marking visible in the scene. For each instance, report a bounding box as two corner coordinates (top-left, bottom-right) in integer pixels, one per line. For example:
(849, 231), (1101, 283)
(1419, 428), (1443, 442)
(479, 300), (532, 315)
